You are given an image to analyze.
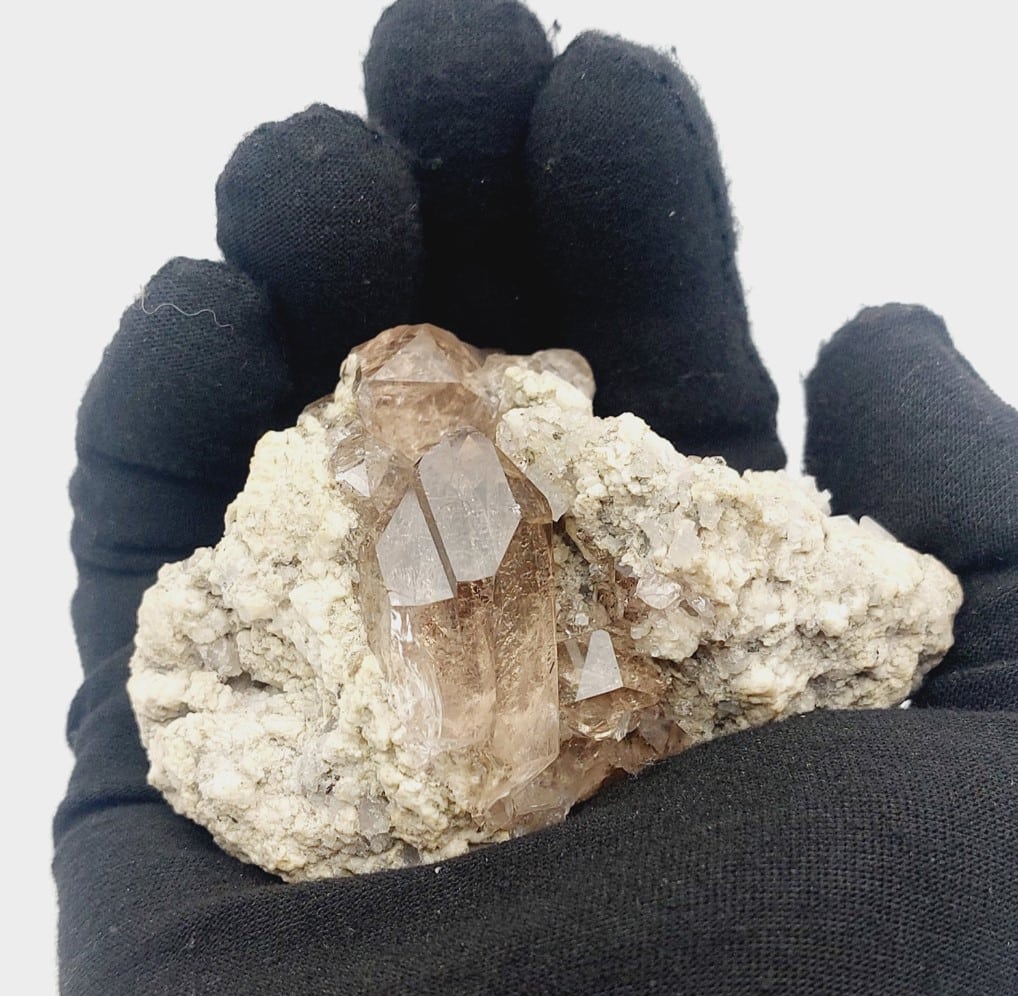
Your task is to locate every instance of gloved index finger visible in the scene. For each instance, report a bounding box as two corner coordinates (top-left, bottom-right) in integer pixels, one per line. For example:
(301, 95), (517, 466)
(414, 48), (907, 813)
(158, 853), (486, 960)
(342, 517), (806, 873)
(216, 104), (423, 403)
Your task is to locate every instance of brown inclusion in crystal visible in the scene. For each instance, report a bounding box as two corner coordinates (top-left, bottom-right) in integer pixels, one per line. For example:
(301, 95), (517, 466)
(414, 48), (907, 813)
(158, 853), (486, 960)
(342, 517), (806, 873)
(335, 325), (686, 830)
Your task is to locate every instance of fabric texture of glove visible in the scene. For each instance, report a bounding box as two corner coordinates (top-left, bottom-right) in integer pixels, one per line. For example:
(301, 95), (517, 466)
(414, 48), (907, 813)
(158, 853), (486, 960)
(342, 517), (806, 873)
(57, 1), (1017, 993)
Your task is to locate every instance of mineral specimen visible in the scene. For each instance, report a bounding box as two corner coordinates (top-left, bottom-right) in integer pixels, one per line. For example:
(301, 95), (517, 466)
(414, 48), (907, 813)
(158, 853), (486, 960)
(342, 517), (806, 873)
(128, 324), (962, 881)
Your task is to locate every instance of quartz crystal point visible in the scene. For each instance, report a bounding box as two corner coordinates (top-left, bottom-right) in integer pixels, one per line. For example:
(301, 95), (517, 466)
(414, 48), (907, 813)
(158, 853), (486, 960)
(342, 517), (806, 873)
(350, 324), (495, 458)
(128, 324), (963, 882)
(363, 426), (558, 811)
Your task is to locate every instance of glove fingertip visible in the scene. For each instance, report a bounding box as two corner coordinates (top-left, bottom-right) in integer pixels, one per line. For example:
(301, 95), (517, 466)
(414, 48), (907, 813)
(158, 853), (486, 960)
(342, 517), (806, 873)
(814, 302), (952, 364)
(805, 302), (1018, 571)
(215, 105), (423, 400)
(78, 257), (290, 484)
(363, 0), (553, 348)
(525, 30), (783, 471)
(364, 0), (552, 166)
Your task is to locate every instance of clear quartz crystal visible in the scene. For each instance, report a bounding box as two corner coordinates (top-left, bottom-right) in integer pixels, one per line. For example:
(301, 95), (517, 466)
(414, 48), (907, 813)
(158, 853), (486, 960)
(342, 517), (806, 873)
(338, 325), (690, 831)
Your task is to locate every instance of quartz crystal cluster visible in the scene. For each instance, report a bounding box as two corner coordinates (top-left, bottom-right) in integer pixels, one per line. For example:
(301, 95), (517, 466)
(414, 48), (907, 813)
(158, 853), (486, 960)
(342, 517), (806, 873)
(128, 325), (962, 881)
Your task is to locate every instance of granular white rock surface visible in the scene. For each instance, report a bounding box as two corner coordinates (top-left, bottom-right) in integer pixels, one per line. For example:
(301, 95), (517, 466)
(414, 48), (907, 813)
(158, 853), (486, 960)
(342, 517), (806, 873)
(129, 353), (962, 882)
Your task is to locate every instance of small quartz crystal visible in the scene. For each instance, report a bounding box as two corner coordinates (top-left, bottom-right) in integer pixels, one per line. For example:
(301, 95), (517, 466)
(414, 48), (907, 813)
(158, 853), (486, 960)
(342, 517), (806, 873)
(128, 324), (963, 881)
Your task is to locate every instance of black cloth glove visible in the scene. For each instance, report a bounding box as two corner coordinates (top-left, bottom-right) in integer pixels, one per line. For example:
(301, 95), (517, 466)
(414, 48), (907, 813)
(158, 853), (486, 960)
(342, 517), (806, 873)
(58, 2), (1017, 992)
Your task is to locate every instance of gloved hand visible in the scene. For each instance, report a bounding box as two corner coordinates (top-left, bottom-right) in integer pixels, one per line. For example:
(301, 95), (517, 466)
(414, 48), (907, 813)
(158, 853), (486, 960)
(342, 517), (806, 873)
(58, 2), (1017, 993)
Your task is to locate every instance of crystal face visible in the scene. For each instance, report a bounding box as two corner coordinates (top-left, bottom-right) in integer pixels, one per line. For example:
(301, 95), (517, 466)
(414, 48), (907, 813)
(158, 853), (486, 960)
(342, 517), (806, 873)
(350, 324), (496, 459)
(375, 489), (454, 606)
(338, 325), (692, 829)
(417, 431), (521, 583)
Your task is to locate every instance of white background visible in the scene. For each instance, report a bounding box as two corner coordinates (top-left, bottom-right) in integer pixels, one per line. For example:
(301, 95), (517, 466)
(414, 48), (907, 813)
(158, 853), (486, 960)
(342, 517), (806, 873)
(4, 2), (1016, 991)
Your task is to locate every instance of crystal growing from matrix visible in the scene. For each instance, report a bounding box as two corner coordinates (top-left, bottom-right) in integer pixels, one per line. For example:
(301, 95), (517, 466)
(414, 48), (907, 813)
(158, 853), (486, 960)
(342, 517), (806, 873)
(128, 324), (963, 882)
(348, 329), (562, 814)
(569, 631), (623, 701)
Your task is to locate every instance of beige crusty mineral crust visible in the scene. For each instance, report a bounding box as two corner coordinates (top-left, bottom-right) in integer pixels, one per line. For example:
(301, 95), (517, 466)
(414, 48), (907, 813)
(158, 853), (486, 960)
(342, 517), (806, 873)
(128, 327), (961, 882)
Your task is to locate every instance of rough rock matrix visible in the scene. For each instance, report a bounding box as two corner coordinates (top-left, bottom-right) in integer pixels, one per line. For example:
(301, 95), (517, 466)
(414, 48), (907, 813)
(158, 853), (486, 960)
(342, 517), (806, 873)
(128, 325), (962, 881)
